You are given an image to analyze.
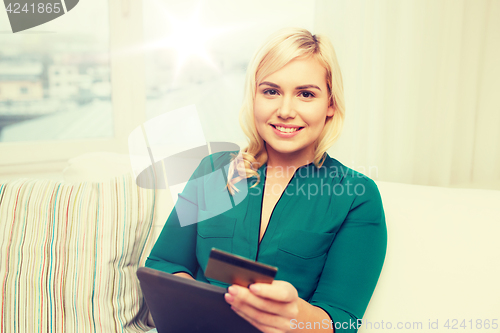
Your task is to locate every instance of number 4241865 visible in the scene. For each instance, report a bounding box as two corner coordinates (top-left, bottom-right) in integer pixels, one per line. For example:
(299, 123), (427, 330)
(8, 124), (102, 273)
(444, 319), (498, 330)
(6, 3), (62, 14)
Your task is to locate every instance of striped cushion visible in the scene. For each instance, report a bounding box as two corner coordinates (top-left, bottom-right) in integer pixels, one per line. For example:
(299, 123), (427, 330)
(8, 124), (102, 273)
(0, 174), (155, 332)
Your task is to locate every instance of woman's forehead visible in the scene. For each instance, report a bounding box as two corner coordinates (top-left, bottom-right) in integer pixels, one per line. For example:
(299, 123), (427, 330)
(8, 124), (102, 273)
(258, 57), (328, 88)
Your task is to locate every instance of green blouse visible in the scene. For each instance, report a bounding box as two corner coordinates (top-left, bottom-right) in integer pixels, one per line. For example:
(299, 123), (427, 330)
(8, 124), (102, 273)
(145, 150), (387, 332)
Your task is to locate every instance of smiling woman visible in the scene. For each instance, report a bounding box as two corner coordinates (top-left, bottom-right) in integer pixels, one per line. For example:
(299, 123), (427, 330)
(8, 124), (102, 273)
(145, 27), (387, 333)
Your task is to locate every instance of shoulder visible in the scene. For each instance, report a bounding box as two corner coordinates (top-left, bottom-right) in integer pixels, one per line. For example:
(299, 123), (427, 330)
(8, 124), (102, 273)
(323, 154), (379, 191)
(323, 154), (374, 183)
(323, 154), (383, 220)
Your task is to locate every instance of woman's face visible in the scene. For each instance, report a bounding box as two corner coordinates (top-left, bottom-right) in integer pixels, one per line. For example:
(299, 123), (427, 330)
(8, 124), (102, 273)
(254, 56), (334, 163)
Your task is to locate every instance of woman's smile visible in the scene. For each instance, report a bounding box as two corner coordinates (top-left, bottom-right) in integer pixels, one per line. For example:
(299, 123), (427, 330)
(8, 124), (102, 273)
(270, 124), (304, 137)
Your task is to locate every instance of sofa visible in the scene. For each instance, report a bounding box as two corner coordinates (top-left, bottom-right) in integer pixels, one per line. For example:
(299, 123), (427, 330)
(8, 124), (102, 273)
(1, 152), (499, 333)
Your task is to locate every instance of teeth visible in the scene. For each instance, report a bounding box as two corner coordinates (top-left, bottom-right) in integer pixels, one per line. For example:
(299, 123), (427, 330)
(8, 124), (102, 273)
(275, 126), (300, 133)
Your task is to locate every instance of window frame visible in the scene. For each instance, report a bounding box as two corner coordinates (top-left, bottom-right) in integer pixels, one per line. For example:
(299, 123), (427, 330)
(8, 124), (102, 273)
(0, 0), (146, 174)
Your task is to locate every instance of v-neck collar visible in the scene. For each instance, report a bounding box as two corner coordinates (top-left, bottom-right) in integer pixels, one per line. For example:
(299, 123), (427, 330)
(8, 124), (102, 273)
(246, 153), (336, 261)
(254, 159), (307, 260)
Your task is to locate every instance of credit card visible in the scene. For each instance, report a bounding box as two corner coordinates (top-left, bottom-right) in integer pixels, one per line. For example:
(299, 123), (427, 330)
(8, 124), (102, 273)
(205, 248), (278, 287)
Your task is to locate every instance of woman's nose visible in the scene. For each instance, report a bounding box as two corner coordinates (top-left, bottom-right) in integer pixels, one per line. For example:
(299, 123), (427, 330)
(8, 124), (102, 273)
(276, 97), (295, 119)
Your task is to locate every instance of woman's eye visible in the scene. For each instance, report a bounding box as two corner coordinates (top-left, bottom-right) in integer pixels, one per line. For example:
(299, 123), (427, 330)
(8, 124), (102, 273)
(299, 91), (315, 98)
(264, 89), (279, 95)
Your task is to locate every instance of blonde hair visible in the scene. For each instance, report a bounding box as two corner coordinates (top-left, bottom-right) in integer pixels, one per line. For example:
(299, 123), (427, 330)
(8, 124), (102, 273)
(226, 27), (346, 195)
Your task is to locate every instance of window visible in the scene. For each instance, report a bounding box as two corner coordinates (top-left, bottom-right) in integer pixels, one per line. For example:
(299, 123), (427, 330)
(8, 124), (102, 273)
(0, 0), (146, 168)
(0, 0), (112, 143)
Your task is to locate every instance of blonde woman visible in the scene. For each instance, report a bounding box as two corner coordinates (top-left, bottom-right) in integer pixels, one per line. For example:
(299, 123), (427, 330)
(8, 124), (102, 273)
(146, 27), (387, 333)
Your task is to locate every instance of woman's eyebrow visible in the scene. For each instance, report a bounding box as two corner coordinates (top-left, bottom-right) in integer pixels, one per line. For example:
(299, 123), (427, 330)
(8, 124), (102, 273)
(258, 81), (280, 88)
(296, 84), (321, 91)
(258, 82), (322, 92)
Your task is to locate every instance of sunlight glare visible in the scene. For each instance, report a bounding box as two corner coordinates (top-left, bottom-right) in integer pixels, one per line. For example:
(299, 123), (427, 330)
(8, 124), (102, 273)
(153, 3), (225, 78)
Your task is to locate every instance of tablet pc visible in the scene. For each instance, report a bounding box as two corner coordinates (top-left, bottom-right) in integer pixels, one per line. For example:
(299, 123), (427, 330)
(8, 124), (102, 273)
(137, 267), (261, 333)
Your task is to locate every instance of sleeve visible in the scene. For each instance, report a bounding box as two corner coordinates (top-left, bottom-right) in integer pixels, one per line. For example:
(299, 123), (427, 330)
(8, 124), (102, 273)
(308, 178), (387, 333)
(144, 155), (211, 278)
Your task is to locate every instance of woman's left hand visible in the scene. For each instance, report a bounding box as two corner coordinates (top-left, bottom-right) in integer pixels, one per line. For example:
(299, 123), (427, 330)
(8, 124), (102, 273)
(224, 280), (300, 333)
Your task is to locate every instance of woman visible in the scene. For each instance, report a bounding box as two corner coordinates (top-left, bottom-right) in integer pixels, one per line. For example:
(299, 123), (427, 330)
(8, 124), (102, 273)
(145, 27), (387, 333)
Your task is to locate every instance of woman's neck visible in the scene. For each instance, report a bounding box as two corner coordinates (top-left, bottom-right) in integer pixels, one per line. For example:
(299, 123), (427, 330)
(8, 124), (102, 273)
(265, 145), (315, 177)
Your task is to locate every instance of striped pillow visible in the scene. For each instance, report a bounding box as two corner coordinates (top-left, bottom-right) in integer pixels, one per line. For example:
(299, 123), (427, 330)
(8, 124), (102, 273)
(0, 174), (155, 333)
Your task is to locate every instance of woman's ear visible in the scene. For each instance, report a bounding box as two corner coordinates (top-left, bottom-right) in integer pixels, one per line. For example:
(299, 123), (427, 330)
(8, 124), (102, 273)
(327, 103), (335, 118)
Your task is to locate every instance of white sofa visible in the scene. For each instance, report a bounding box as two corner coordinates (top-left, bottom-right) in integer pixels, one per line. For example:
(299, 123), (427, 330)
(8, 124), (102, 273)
(361, 181), (500, 332)
(1, 152), (498, 332)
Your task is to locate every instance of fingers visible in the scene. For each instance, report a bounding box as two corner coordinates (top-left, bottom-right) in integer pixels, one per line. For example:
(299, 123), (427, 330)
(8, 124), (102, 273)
(227, 285), (297, 318)
(250, 281), (298, 303)
(225, 284), (299, 332)
(231, 304), (287, 333)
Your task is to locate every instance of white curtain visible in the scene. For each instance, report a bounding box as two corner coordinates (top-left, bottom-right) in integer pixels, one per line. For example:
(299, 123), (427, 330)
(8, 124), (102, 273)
(316, 0), (500, 190)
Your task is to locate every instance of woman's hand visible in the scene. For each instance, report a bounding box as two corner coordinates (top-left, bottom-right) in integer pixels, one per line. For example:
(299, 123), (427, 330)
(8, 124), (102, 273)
(224, 280), (300, 333)
(173, 272), (195, 280)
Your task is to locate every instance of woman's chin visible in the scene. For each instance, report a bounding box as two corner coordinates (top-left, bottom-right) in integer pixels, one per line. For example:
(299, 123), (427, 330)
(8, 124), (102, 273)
(265, 144), (309, 157)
